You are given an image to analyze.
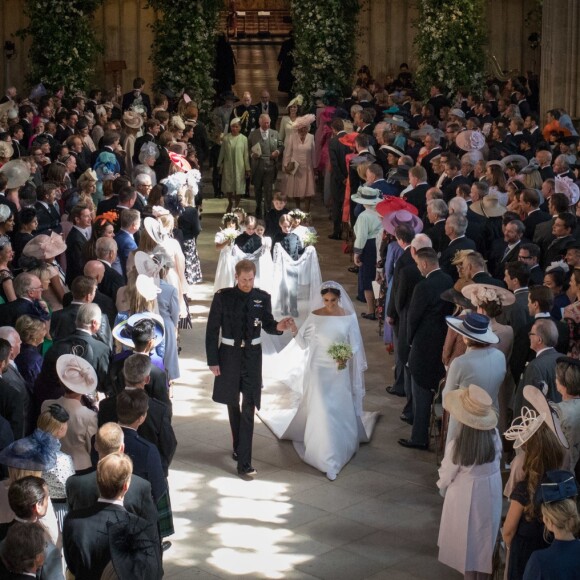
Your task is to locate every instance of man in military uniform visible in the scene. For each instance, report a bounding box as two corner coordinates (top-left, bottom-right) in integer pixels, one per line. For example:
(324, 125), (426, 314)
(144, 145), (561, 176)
(206, 260), (293, 477)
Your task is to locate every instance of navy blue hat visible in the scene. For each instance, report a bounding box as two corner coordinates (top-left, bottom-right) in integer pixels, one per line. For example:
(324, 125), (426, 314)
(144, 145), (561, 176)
(534, 470), (579, 504)
(0, 429), (58, 471)
(446, 312), (499, 344)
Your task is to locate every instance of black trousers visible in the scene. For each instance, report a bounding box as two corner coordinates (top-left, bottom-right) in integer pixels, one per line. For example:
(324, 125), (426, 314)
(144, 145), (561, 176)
(227, 392), (255, 468)
(410, 377), (435, 446)
(330, 182), (345, 236)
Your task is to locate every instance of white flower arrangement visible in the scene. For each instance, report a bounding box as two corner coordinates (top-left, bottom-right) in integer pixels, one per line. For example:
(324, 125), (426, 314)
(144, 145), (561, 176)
(216, 227), (239, 245)
(328, 342), (353, 371)
(414, 0), (486, 97)
(17, 0), (104, 92)
(470, 287), (500, 307)
(303, 231), (318, 246)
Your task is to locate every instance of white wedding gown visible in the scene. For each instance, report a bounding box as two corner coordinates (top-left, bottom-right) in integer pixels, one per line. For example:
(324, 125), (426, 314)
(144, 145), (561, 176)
(260, 312), (378, 479)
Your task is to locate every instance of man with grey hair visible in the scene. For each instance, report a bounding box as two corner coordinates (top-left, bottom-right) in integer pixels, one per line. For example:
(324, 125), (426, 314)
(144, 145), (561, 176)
(426, 199), (449, 253)
(134, 172), (153, 206)
(0, 272), (49, 328)
(513, 318), (562, 415)
(98, 354), (176, 475)
(553, 153), (574, 180)
(72, 303), (111, 394)
(247, 113), (282, 218)
(421, 132), (443, 185)
(448, 196), (468, 216)
(462, 251), (505, 287)
(491, 219), (526, 278)
(95, 237), (124, 301)
(440, 214), (476, 280)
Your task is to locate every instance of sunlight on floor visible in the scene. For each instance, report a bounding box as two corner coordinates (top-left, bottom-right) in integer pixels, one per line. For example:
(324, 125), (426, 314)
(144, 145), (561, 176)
(208, 523), (313, 578)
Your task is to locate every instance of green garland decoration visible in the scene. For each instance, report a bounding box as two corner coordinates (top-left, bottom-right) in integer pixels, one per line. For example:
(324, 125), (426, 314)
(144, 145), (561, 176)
(147, 0), (223, 111)
(414, 0), (486, 97)
(290, 0), (360, 103)
(16, 0), (104, 93)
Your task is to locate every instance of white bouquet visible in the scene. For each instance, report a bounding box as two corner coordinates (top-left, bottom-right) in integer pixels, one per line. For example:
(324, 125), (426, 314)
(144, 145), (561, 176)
(327, 343), (353, 371)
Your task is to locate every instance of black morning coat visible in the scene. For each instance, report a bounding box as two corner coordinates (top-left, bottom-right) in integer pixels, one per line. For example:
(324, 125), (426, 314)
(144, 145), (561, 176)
(206, 286), (281, 409)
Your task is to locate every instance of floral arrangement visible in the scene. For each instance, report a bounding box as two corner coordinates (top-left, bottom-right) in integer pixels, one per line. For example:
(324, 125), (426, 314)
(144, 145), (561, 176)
(289, 209), (308, 222)
(147, 0), (223, 112)
(215, 227), (239, 245)
(328, 342), (353, 371)
(290, 0), (360, 105)
(413, 0), (486, 97)
(470, 286), (501, 307)
(303, 231), (318, 247)
(17, 0), (104, 93)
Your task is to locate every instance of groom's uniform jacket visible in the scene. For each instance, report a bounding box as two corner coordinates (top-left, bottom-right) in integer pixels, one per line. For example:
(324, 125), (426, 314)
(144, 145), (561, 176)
(206, 286), (281, 409)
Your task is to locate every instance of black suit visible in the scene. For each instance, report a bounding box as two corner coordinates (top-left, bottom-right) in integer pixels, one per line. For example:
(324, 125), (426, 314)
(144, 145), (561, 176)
(0, 377), (26, 439)
(443, 175), (470, 203)
(407, 269), (454, 444)
(403, 183), (429, 218)
(98, 260), (125, 301)
(440, 236), (477, 280)
(153, 146), (171, 183)
(34, 201), (62, 235)
(63, 503), (162, 580)
(96, 195), (118, 216)
(121, 427), (167, 503)
(488, 240), (524, 280)
(0, 414), (12, 480)
(471, 271), (507, 288)
(543, 235), (575, 269)
(539, 165), (555, 181)
(421, 147), (443, 185)
(524, 210), (551, 242)
(66, 469), (158, 526)
(50, 303), (113, 351)
(428, 94), (450, 118)
(65, 227), (88, 286)
(98, 392), (176, 476)
(529, 264), (544, 286)
(426, 220), (449, 253)
(121, 90), (152, 117)
(0, 298), (49, 328)
(328, 131), (349, 237)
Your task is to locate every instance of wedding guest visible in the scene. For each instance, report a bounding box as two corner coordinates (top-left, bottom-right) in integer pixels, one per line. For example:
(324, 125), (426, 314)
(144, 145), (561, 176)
(438, 384), (502, 580)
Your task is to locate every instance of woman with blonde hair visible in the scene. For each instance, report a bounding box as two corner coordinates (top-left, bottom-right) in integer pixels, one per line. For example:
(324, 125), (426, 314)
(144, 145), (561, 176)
(523, 470), (580, 578)
(502, 386), (568, 580)
(36, 404), (75, 528)
(14, 315), (47, 385)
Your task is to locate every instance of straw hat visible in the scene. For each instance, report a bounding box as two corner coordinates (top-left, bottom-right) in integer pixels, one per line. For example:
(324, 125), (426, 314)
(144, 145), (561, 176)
(446, 312), (499, 344)
(461, 283), (515, 308)
(469, 193), (507, 218)
(0, 429), (58, 471)
(351, 186), (382, 206)
(382, 209), (423, 235)
(504, 406), (546, 449)
(443, 385), (498, 430)
(456, 130), (485, 152)
(523, 385), (569, 448)
(143, 217), (165, 245)
(136, 274), (161, 301)
(113, 312), (165, 348)
(0, 158), (30, 188)
(0, 141), (14, 160)
(23, 232), (67, 260)
(56, 354), (98, 395)
(122, 111), (143, 130)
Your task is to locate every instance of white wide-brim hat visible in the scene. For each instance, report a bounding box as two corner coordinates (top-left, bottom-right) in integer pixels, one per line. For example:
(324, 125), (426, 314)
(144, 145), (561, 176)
(351, 186), (382, 206)
(446, 313), (499, 344)
(143, 217), (165, 245)
(56, 354), (98, 394)
(136, 274), (161, 301)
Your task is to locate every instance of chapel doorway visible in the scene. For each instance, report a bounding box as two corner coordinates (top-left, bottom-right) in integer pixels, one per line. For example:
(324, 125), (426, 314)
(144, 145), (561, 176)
(218, 0), (292, 108)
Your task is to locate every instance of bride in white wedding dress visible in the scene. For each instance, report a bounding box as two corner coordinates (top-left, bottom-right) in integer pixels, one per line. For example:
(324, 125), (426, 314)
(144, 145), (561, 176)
(259, 281), (378, 480)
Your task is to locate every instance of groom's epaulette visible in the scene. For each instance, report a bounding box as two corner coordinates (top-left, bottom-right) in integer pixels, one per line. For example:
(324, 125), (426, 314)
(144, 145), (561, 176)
(252, 287), (270, 298)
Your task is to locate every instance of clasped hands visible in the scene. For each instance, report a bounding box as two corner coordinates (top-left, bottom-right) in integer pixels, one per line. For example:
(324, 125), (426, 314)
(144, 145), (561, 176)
(276, 317), (296, 332)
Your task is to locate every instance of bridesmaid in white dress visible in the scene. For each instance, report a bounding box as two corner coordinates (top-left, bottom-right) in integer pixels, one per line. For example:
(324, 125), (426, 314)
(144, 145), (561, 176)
(260, 282), (378, 480)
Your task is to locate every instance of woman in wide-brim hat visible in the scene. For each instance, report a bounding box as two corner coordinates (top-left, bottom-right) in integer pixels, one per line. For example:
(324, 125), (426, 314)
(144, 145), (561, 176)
(351, 187), (383, 319)
(22, 232), (68, 312)
(443, 312), (506, 445)
(381, 209), (423, 236)
(283, 114), (317, 213)
(122, 111), (144, 176)
(469, 192), (507, 218)
(279, 94), (303, 144)
(437, 384), (503, 579)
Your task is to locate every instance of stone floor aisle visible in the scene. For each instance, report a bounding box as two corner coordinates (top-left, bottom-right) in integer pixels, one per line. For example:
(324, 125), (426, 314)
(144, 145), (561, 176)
(162, 186), (462, 579)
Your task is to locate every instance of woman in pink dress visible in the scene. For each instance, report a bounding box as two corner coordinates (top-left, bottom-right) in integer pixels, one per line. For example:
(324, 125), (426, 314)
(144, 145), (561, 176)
(282, 114), (316, 212)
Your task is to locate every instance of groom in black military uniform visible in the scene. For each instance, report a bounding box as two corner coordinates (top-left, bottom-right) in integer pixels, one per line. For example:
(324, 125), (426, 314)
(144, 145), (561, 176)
(206, 260), (293, 476)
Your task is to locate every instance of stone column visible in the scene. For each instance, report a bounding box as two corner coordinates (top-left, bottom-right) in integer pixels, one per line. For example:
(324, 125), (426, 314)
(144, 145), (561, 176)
(540, 0), (580, 117)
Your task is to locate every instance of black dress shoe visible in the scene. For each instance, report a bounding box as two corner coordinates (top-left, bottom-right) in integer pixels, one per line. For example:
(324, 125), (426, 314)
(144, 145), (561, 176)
(348, 266), (359, 274)
(385, 386), (406, 397)
(328, 234), (341, 240)
(232, 451), (238, 461)
(237, 464), (258, 476)
(398, 438), (428, 450)
(162, 541), (172, 552)
(399, 413), (413, 425)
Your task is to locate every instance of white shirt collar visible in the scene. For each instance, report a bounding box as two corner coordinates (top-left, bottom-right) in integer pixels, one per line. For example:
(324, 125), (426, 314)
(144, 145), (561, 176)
(98, 497), (125, 507)
(536, 346), (554, 357)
